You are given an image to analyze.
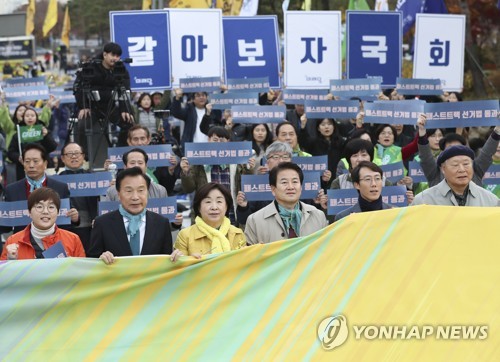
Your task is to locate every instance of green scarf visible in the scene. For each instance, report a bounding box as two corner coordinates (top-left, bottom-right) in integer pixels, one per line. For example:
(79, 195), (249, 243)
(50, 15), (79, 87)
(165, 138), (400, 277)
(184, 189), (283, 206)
(277, 202), (302, 236)
(118, 205), (146, 238)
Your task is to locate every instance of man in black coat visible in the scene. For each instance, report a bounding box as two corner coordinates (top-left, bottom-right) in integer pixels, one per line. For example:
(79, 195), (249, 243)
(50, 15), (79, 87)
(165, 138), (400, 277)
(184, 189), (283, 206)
(73, 42), (134, 167)
(88, 167), (173, 264)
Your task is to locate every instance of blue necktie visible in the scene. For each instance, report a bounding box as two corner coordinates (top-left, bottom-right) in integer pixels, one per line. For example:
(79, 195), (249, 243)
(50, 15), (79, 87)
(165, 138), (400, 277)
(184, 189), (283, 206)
(130, 231), (140, 256)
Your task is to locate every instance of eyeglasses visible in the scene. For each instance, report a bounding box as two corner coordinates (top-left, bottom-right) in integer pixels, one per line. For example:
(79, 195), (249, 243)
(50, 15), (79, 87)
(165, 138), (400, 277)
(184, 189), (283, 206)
(360, 176), (383, 183)
(34, 203), (58, 213)
(269, 154), (292, 161)
(63, 152), (83, 158)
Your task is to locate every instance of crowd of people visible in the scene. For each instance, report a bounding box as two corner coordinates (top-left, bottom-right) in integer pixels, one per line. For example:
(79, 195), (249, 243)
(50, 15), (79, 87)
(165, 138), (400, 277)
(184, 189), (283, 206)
(0, 42), (498, 262)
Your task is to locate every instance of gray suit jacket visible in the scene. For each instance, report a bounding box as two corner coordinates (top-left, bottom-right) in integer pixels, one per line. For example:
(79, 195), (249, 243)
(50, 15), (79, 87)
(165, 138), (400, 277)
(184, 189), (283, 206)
(411, 179), (499, 207)
(245, 201), (328, 245)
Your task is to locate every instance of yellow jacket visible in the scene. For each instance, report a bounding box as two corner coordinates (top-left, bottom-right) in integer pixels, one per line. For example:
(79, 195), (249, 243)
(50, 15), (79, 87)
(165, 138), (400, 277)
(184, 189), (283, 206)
(174, 224), (246, 256)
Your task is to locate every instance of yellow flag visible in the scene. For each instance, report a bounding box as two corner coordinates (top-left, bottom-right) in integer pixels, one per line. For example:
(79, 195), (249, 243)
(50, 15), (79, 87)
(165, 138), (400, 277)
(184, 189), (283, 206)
(142, 0), (152, 10)
(169, 0), (211, 8)
(61, 6), (71, 48)
(43, 0), (58, 37)
(231, 0), (244, 15)
(25, 0), (35, 36)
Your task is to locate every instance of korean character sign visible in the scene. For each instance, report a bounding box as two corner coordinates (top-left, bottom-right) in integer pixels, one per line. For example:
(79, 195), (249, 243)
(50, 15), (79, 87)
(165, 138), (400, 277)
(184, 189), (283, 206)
(346, 11), (402, 88)
(169, 9), (223, 87)
(413, 14), (466, 92)
(185, 141), (253, 165)
(284, 11), (341, 89)
(223, 16), (282, 89)
(0, 199), (71, 227)
(110, 10), (171, 91)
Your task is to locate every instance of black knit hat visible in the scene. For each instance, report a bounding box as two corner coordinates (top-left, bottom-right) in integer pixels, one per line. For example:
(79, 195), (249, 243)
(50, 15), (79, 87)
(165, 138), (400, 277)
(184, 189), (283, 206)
(437, 145), (475, 167)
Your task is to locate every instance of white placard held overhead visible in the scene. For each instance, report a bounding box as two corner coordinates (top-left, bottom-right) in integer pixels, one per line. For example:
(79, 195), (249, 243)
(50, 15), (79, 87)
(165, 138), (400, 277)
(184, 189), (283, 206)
(169, 9), (224, 87)
(284, 11), (342, 89)
(413, 14), (466, 92)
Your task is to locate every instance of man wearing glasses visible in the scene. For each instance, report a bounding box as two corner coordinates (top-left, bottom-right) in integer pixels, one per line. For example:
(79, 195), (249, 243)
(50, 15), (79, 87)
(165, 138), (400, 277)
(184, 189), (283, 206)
(58, 142), (98, 251)
(1, 143), (79, 236)
(335, 161), (393, 221)
(236, 141), (294, 226)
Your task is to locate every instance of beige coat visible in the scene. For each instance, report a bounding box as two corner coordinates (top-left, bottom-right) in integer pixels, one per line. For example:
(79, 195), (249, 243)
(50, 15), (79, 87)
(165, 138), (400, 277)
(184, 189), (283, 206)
(245, 201), (329, 245)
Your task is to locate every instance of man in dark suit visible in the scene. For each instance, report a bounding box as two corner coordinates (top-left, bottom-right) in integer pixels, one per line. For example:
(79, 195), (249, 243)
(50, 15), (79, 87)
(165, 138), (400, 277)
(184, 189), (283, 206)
(1, 143), (79, 234)
(88, 167), (173, 264)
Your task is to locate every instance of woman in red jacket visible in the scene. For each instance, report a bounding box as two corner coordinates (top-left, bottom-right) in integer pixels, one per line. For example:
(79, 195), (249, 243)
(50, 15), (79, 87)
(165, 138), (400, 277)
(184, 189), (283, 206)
(1, 187), (85, 260)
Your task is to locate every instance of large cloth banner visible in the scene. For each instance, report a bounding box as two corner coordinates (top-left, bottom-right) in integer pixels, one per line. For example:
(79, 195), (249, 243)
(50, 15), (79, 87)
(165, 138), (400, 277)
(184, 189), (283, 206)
(1, 206), (499, 359)
(413, 14), (466, 92)
(223, 16), (282, 89)
(346, 11), (402, 88)
(110, 10), (172, 91)
(284, 11), (341, 89)
(169, 9), (223, 87)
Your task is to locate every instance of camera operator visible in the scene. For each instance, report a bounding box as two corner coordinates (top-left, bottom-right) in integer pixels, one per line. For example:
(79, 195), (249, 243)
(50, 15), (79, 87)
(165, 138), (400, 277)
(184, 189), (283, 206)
(73, 42), (134, 169)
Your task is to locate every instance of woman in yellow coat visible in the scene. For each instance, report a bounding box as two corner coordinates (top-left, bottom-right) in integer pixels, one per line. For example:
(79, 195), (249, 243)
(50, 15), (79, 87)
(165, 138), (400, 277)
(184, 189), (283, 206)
(174, 183), (246, 257)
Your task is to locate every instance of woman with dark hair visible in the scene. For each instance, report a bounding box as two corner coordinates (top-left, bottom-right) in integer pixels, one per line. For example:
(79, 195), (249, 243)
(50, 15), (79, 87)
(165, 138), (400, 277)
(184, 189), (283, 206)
(1, 187), (85, 260)
(299, 117), (346, 180)
(174, 182), (246, 257)
(249, 123), (273, 174)
(8, 107), (58, 180)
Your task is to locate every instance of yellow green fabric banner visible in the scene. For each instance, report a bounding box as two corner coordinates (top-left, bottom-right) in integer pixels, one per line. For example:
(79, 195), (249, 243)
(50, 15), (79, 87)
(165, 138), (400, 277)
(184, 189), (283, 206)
(0, 205), (498, 360)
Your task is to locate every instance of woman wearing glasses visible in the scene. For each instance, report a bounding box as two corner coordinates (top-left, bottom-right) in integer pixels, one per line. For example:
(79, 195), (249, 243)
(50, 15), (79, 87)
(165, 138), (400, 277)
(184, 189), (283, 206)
(1, 187), (85, 260)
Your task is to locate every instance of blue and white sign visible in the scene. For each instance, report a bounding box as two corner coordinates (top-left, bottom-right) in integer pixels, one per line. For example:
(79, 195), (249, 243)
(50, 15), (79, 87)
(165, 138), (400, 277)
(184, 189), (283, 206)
(185, 141), (253, 165)
(346, 11), (402, 88)
(424, 100), (499, 128)
(414, 14), (466, 92)
(50, 88), (76, 104)
(408, 161), (427, 183)
(327, 186), (407, 215)
(4, 85), (50, 102)
(231, 105), (287, 124)
(209, 92), (259, 110)
(169, 9), (223, 87)
(179, 76), (221, 93)
(396, 78), (443, 96)
(364, 100), (425, 125)
(304, 100), (360, 119)
(380, 161), (405, 183)
(223, 16), (282, 89)
(482, 164), (500, 186)
(330, 78), (382, 99)
(110, 10), (172, 91)
(0, 199), (71, 227)
(107, 144), (174, 169)
(241, 172), (321, 201)
(284, 11), (341, 89)
(4, 76), (46, 87)
(51, 173), (112, 197)
(282, 89), (329, 105)
(98, 197), (177, 222)
(226, 77), (270, 93)
(292, 156), (328, 173)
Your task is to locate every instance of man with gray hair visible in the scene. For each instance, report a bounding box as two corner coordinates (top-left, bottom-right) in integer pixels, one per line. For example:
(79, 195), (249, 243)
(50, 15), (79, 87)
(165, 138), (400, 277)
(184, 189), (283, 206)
(236, 141), (293, 226)
(411, 145), (498, 207)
